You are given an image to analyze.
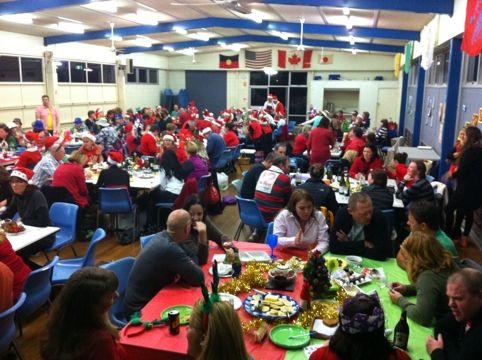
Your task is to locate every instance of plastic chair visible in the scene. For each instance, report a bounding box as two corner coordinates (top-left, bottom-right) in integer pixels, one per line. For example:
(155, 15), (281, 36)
(17, 256), (59, 335)
(140, 234), (156, 249)
(0, 293), (26, 360)
(214, 149), (232, 171)
(234, 196), (269, 240)
(265, 222), (274, 243)
(41, 185), (75, 208)
(44, 202), (79, 260)
(51, 228), (107, 286)
(230, 179), (243, 195)
(97, 187), (138, 243)
(101, 257), (135, 328)
(198, 173), (211, 193)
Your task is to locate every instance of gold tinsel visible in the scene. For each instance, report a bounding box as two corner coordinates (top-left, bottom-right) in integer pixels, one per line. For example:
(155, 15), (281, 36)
(218, 262), (274, 295)
(241, 318), (265, 333)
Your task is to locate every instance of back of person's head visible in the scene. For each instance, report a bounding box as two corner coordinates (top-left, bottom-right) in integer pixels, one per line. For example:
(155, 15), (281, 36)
(186, 141), (198, 156)
(302, 124), (312, 135)
(286, 189), (315, 219)
(365, 133), (376, 145)
(414, 160), (427, 179)
(319, 117), (330, 128)
(408, 200), (440, 231)
(67, 150), (85, 164)
(309, 163), (324, 180)
(87, 110), (95, 117)
(464, 126), (482, 150)
(190, 300), (249, 360)
(271, 154), (289, 168)
(402, 231), (454, 283)
(41, 267), (118, 359)
(166, 209), (191, 235)
(370, 169), (387, 186)
(448, 268), (482, 296)
(166, 123), (176, 132)
(353, 126), (363, 138)
(330, 293), (393, 360)
(380, 119), (388, 128)
(160, 150), (182, 179)
(264, 152), (276, 163)
(394, 152), (408, 164)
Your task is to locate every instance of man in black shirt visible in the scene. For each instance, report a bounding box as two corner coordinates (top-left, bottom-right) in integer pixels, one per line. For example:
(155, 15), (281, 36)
(240, 152), (275, 199)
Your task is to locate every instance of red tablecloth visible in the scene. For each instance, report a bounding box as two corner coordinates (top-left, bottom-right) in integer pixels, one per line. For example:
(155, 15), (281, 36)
(0, 156), (19, 167)
(119, 242), (309, 360)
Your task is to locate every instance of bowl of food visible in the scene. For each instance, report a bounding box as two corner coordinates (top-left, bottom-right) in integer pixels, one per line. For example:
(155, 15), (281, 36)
(346, 255), (363, 267)
(268, 266), (296, 288)
(1, 219), (26, 234)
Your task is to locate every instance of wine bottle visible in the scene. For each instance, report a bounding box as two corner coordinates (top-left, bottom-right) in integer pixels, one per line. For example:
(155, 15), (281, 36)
(339, 172), (346, 195)
(393, 311), (409, 350)
(295, 168), (302, 186)
(326, 165), (333, 181)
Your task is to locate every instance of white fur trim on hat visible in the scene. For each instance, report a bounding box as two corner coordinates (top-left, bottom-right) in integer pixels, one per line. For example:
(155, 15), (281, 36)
(10, 170), (33, 184)
(163, 134), (175, 142)
(82, 133), (96, 143)
(201, 127), (212, 135)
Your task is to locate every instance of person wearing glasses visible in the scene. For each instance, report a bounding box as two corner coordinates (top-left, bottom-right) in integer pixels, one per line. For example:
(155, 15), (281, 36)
(32, 136), (65, 188)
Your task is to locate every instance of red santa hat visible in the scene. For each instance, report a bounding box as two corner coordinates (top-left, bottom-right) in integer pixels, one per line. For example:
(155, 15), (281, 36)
(44, 136), (64, 151)
(107, 150), (124, 165)
(10, 167), (34, 184)
(82, 133), (96, 143)
(268, 94), (273, 99)
(201, 127), (212, 135)
(272, 96), (278, 101)
(124, 123), (133, 133)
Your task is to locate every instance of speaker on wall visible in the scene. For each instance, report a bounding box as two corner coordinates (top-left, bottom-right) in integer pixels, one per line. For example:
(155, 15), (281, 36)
(125, 58), (134, 74)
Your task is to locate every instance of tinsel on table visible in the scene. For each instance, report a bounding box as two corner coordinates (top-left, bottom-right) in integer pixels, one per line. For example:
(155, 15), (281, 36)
(218, 262), (274, 295)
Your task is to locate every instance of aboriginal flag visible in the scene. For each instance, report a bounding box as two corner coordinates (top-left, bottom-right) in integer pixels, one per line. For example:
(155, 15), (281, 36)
(219, 54), (239, 69)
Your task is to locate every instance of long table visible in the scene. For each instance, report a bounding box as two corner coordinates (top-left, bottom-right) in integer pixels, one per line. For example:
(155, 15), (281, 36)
(119, 243), (431, 360)
(86, 170), (161, 190)
(393, 146), (441, 162)
(9, 225), (60, 251)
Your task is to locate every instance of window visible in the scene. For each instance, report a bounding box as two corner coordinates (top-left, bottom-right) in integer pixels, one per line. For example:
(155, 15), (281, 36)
(87, 63), (101, 83)
(149, 69), (158, 84)
(126, 67), (159, 83)
(21, 57), (42, 82)
(127, 71), (136, 83)
(102, 64), (115, 83)
(289, 87), (307, 115)
(270, 71), (289, 85)
(250, 71), (268, 85)
(0, 56), (20, 82)
(250, 88), (267, 106)
(56, 61), (69, 82)
(427, 62), (436, 85)
(138, 68), (147, 83)
(466, 55), (480, 83)
(435, 53), (445, 85)
(70, 61), (86, 83)
(291, 72), (307, 85)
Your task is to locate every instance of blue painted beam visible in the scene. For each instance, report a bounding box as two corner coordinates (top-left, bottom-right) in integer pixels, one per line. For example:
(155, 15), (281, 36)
(263, 0), (454, 15)
(398, 71), (408, 137)
(439, 37), (462, 178)
(44, 17), (418, 45)
(412, 63), (425, 146)
(121, 34), (404, 54)
(0, 0), (91, 15)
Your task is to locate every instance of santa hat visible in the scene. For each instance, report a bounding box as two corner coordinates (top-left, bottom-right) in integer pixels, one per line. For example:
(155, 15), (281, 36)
(82, 133), (96, 143)
(107, 150), (124, 165)
(268, 94), (273, 98)
(6, 121), (18, 129)
(201, 127), (212, 135)
(163, 134), (175, 142)
(11, 167), (34, 184)
(272, 96), (278, 101)
(124, 123), (133, 133)
(44, 136), (64, 151)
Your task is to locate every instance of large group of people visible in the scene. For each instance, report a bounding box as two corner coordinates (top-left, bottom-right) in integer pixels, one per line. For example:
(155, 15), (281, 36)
(1, 93), (481, 360)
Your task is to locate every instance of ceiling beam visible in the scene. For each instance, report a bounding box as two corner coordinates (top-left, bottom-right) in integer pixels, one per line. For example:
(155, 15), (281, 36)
(262, 0), (454, 15)
(0, 0), (91, 15)
(44, 17), (419, 45)
(121, 34), (404, 54)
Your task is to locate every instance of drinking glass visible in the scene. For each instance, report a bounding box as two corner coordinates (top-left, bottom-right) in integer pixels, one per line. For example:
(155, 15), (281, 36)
(267, 234), (278, 260)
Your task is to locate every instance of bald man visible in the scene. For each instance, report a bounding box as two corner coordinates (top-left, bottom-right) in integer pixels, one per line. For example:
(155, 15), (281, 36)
(124, 209), (204, 316)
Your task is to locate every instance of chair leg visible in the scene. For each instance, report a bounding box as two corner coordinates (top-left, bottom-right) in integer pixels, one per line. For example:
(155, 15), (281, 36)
(234, 222), (243, 241)
(42, 251), (50, 262)
(70, 245), (78, 257)
(96, 209), (100, 229)
(133, 208), (137, 243)
(17, 316), (23, 337)
(12, 341), (24, 360)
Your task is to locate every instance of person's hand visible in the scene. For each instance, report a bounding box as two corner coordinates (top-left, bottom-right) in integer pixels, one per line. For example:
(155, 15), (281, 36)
(363, 240), (374, 248)
(0, 200), (6, 207)
(194, 221), (207, 234)
(294, 230), (302, 246)
(403, 174), (413, 182)
(388, 288), (403, 303)
(390, 282), (407, 294)
(426, 334), (444, 354)
(336, 230), (348, 242)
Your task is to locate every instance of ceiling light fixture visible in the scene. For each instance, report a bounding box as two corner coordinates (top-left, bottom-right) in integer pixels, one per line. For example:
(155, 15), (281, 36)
(250, 10), (263, 23)
(54, 21), (86, 34)
(163, 46), (175, 52)
(263, 67), (278, 76)
(135, 36), (153, 47)
(346, 16), (353, 30)
(352, 49), (357, 55)
(124, 11), (159, 26)
(188, 32), (210, 41)
(178, 48), (196, 56)
(174, 27), (188, 35)
(82, 0), (118, 13)
(58, 16), (82, 24)
(342, 7), (350, 16)
(0, 14), (33, 24)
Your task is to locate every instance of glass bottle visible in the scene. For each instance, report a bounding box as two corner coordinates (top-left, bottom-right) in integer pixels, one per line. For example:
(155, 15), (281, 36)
(393, 311), (410, 350)
(232, 247), (242, 278)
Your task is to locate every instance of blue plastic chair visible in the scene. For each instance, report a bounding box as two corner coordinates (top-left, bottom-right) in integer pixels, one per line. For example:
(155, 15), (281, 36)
(0, 293), (26, 359)
(97, 187), (138, 243)
(214, 149), (232, 170)
(51, 228), (107, 286)
(198, 173), (211, 193)
(44, 202), (79, 260)
(265, 222), (274, 243)
(101, 257), (135, 328)
(17, 256), (59, 335)
(234, 196), (269, 240)
(140, 234), (156, 249)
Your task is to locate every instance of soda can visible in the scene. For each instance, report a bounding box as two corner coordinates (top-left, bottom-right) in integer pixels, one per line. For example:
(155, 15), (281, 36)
(168, 310), (180, 335)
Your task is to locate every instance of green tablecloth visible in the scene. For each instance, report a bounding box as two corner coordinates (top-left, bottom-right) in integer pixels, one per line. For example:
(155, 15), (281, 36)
(285, 256), (433, 360)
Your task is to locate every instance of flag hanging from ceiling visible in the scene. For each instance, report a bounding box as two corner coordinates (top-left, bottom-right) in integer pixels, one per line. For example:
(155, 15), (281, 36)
(219, 54), (239, 69)
(394, 53), (401, 78)
(461, 0), (482, 56)
(319, 54), (333, 64)
(245, 49), (272, 69)
(404, 41), (413, 74)
(278, 50), (313, 68)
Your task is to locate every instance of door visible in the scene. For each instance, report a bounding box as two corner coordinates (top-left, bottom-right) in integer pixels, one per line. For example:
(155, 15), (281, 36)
(377, 88), (399, 124)
(185, 71), (227, 115)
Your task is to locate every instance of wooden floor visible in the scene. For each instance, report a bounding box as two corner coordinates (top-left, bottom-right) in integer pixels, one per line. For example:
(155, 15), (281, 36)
(7, 165), (482, 360)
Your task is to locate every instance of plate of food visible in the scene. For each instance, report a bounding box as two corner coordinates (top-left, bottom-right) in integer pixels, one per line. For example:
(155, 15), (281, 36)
(243, 292), (300, 321)
(332, 268), (372, 287)
(219, 293), (242, 310)
(161, 305), (192, 325)
(1, 220), (26, 235)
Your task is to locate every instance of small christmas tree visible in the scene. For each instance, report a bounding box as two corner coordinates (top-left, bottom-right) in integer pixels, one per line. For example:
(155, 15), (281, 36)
(300, 251), (331, 308)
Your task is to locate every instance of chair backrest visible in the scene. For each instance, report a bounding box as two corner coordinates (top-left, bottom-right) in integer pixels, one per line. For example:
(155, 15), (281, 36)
(0, 293), (26, 351)
(102, 257), (135, 328)
(49, 202), (79, 235)
(265, 222), (274, 243)
(215, 149), (232, 169)
(231, 179), (243, 195)
(41, 185), (75, 208)
(320, 206), (335, 229)
(198, 173), (211, 194)
(19, 256), (59, 318)
(232, 144), (242, 160)
(235, 196), (267, 229)
(140, 234), (156, 249)
(81, 228), (107, 267)
(99, 187), (133, 213)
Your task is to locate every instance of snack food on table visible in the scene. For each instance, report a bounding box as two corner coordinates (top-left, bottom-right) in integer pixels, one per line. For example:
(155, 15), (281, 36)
(1, 220), (25, 233)
(250, 294), (294, 317)
(322, 318), (339, 327)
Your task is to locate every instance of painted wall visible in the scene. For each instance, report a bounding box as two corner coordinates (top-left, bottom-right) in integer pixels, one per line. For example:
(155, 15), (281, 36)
(420, 86), (447, 154)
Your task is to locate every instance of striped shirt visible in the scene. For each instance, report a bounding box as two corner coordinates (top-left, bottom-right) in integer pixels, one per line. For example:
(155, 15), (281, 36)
(254, 165), (292, 222)
(398, 178), (434, 206)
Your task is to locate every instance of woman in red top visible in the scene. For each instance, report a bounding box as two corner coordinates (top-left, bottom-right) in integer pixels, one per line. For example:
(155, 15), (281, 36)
(41, 267), (126, 360)
(79, 134), (103, 164)
(223, 122), (240, 147)
(344, 127), (366, 155)
(52, 151), (89, 208)
(307, 117), (335, 165)
(310, 293), (410, 360)
(0, 233), (31, 301)
(349, 144), (383, 179)
(293, 125), (311, 156)
(387, 152), (409, 185)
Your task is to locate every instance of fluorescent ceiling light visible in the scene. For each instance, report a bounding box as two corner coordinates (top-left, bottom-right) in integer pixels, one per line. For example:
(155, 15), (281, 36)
(58, 16), (82, 24)
(111, 35), (123, 41)
(187, 32), (210, 41)
(51, 21), (86, 34)
(0, 14), (33, 24)
(135, 36), (153, 47)
(82, 1), (118, 13)
(174, 27), (188, 35)
(342, 7), (350, 16)
(163, 46), (175, 52)
(352, 49), (357, 55)
(345, 16), (353, 30)
(220, 42), (246, 51)
(250, 10), (263, 23)
(271, 30), (288, 41)
(124, 10), (160, 25)
(178, 48), (196, 56)
(349, 35), (355, 45)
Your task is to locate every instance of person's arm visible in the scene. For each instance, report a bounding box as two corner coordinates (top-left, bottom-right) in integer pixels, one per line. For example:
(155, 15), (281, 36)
(329, 209), (365, 255)
(0, 198), (17, 220)
(362, 211), (390, 260)
(348, 158), (360, 178)
(194, 221), (208, 265)
(273, 211), (297, 247)
(170, 246), (204, 286)
(314, 212), (329, 254)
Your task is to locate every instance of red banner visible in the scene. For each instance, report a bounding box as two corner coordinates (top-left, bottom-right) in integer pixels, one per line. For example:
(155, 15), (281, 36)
(277, 49), (312, 69)
(461, 0), (482, 56)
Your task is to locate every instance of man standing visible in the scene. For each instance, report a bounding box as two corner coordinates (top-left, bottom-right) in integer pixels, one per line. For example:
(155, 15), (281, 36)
(35, 95), (59, 134)
(329, 192), (390, 260)
(124, 209), (205, 316)
(203, 127), (226, 168)
(32, 136), (65, 187)
(426, 268), (482, 360)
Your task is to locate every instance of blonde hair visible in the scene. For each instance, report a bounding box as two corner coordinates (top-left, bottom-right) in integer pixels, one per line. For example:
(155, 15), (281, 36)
(68, 150), (85, 164)
(186, 141), (199, 155)
(190, 300), (249, 360)
(402, 231), (454, 283)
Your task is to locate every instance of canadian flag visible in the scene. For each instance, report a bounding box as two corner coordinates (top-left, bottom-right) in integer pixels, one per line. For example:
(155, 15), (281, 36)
(278, 50), (313, 69)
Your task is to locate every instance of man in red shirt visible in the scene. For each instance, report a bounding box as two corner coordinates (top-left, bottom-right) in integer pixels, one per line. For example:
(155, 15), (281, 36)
(140, 125), (159, 156)
(223, 122), (240, 147)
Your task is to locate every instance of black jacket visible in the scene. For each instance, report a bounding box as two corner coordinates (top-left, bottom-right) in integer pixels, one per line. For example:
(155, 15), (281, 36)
(297, 178), (339, 214)
(451, 146), (482, 210)
(329, 207), (390, 260)
(240, 163), (265, 199)
(362, 184), (394, 210)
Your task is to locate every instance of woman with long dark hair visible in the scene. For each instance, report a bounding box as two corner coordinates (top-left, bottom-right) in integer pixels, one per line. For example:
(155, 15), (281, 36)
(348, 144), (383, 179)
(307, 116), (336, 166)
(445, 126), (482, 247)
(41, 267), (125, 360)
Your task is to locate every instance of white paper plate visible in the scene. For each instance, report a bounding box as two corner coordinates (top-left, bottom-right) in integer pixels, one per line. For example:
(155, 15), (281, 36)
(312, 318), (338, 337)
(208, 263), (233, 278)
(219, 293), (242, 310)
